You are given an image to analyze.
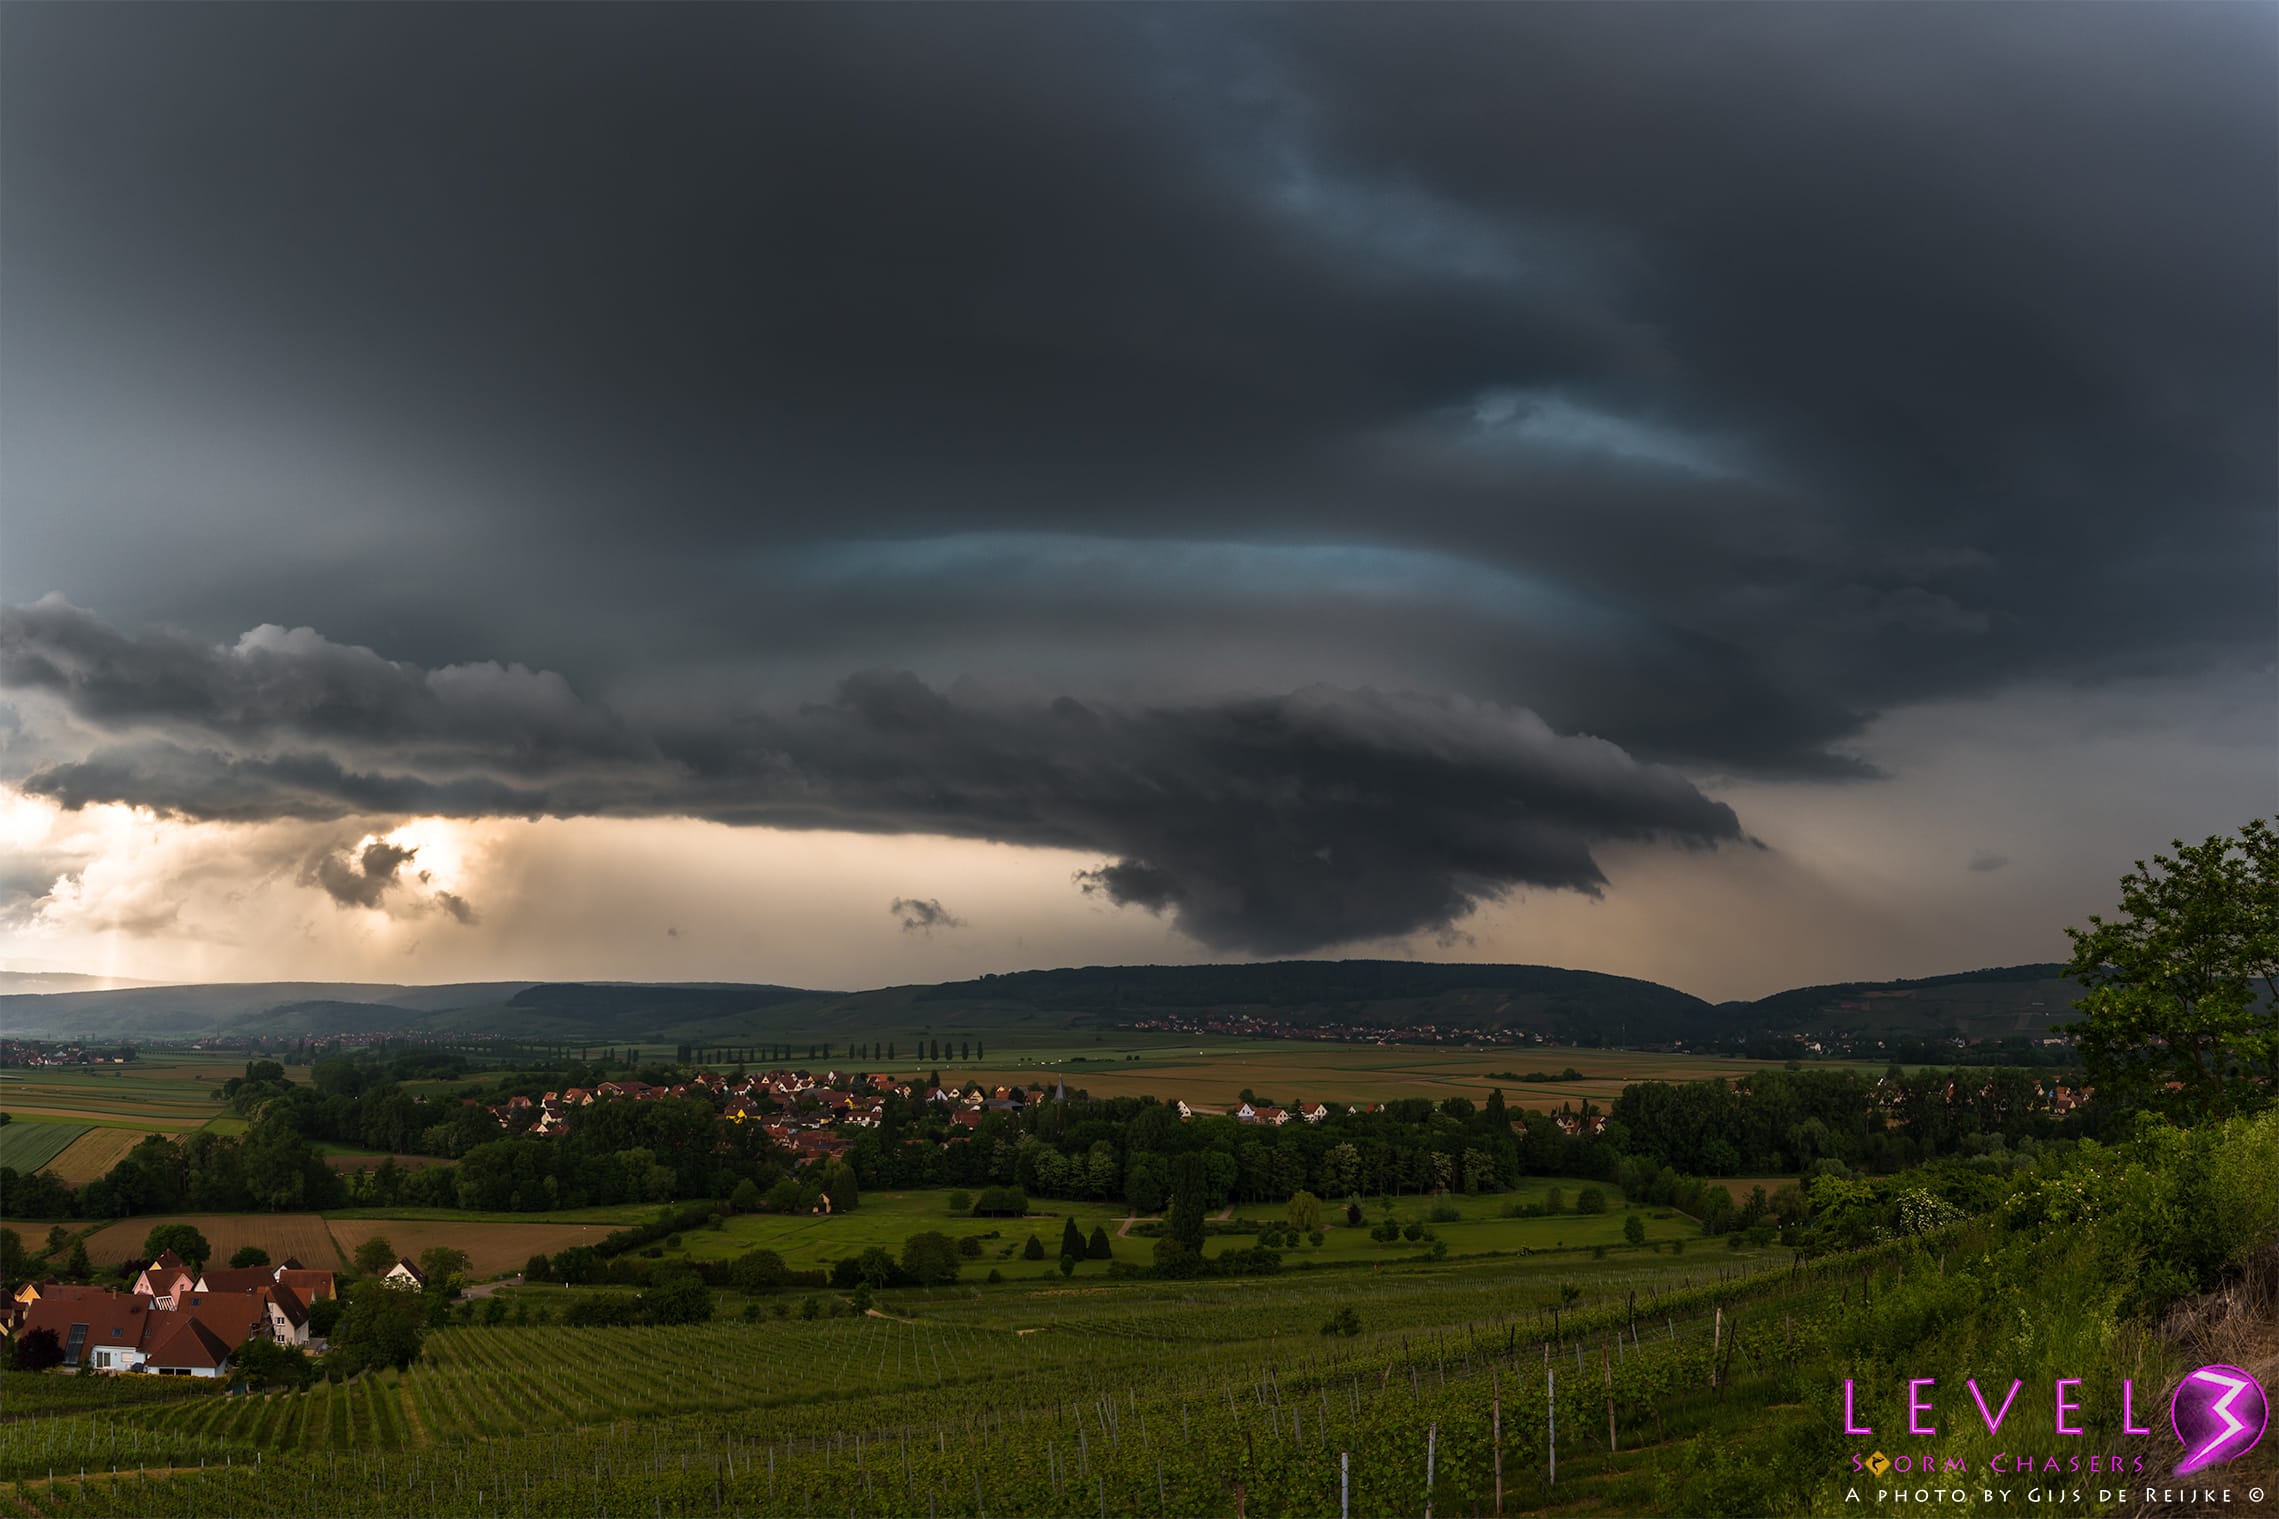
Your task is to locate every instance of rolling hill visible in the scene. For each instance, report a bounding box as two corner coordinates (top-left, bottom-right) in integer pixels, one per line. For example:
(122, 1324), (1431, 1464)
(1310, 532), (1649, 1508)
(0, 960), (2090, 1049)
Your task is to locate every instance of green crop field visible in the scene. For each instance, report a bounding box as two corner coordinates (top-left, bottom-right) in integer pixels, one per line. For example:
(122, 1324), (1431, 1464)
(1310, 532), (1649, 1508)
(0, 1056), (308, 1134)
(652, 1183), (1700, 1275)
(0, 1119), (88, 1174)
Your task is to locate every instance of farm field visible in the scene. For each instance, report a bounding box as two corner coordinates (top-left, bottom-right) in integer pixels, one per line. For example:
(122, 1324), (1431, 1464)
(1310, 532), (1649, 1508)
(0, 1119), (87, 1174)
(77, 1213), (345, 1273)
(37, 1127), (142, 1184)
(323, 1217), (610, 1277)
(0, 1055), (306, 1132)
(885, 1036), (1880, 1114)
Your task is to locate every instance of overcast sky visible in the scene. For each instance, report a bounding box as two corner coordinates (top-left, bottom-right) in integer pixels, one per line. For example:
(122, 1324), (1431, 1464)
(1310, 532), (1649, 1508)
(2, 4), (2272, 1000)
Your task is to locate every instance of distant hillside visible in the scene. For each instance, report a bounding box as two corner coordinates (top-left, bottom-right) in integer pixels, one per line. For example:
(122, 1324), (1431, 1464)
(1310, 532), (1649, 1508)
(1722, 963), (2083, 1042)
(0, 980), (540, 1040)
(0, 960), (2092, 1050)
(917, 960), (1715, 1044)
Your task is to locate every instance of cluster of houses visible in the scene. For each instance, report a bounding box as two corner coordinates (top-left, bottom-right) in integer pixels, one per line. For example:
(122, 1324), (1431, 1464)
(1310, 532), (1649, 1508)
(473, 1069), (1089, 1145)
(1867, 1074), (2094, 1119)
(3, 1253), (339, 1378)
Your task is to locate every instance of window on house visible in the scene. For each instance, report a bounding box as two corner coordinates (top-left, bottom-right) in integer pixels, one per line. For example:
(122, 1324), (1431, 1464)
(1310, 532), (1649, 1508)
(63, 1325), (89, 1364)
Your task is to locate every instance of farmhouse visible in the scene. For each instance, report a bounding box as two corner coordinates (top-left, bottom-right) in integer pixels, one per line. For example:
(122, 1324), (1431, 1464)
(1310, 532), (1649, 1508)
(8, 1281), (293, 1376)
(132, 1252), (196, 1306)
(383, 1258), (429, 1291)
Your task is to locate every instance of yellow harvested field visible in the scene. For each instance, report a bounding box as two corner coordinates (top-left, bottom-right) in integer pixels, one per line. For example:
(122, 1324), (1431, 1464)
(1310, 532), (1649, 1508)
(42, 1127), (144, 1185)
(81, 1214), (345, 1271)
(325, 1218), (606, 1277)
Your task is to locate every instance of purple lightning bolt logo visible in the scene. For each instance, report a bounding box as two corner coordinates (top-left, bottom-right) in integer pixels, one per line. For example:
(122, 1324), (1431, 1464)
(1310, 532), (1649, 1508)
(2170, 1364), (2268, 1476)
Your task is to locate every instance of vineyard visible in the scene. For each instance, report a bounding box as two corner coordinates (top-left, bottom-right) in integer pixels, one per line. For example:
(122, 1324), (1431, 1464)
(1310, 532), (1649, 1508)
(0, 1247), (1939, 1518)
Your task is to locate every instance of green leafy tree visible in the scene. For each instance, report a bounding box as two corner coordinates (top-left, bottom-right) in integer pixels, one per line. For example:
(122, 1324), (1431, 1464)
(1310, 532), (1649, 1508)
(1059, 1216), (1085, 1260)
(729, 1178), (762, 1213)
(1623, 1213), (1647, 1246)
(0, 1228), (23, 1287)
(327, 1281), (426, 1374)
(1576, 1187), (1608, 1214)
(1021, 1233), (1046, 1261)
(1285, 1189), (1322, 1232)
(352, 1235), (397, 1277)
(228, 1245), (271, 1269)
(2065, 820), (2278, 1120)
(900, 1231), (963, 1286)
(1086, 1224), (1113, 1260)
(64, 1240), (91, 1280)
(142, 1223), (211, 1269)
(1058, 1254), (1075, 1278)
(418, 1246), (472, 1294)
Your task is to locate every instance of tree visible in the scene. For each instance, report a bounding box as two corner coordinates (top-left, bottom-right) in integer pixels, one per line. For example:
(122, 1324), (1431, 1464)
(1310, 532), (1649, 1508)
(142, 1223), (212, 1270)
(327, 1281), (426, 1374)
(643, 1269), (713, 1325)
(0, 1228), (21, 1288)
(10, 1327), (63, 1372)
(1285, 1190), (1322, 1233)
(1576, 1187), (1608, 1215)
(418, 1246), (472, 1292)
(2065, 820), (2278, 1121)
(1166, 1153), (1207, 1251)
(1059, 1216), (1085, 1260)
(1058, 1254), (1076, 1277)
(820, 1160), (860, 1213)
(1022, 1234), (1046, 1261)
(1085, 1224), (1113, 1260)
(233, 1337), (314, 1388)
(1623, 1214), (1647, 1246)
(900, 1231), (963, 1286)
(229, 1245), (272, 1269)
(64, 1240), (91, 1280)
(729, 1178), (762, 1213)
(352, 1235), (398, 1277)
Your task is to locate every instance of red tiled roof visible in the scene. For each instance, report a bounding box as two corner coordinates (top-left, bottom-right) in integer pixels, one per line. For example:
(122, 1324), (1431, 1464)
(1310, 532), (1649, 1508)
(143, 1315), (234, 1371)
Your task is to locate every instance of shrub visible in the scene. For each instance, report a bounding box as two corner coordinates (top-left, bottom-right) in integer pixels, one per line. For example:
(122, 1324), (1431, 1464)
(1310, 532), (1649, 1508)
(1576, 1187), (1608, 1215)
(956, 1235), (984, 1259)
(1308, 1230), (1325, 1246)
(948, 1190), (972, 1212)
(1427, 1201), (1461, 1224)
(1022, 1234), (1046, 1261)
(1319, 1306), (1361, 1336)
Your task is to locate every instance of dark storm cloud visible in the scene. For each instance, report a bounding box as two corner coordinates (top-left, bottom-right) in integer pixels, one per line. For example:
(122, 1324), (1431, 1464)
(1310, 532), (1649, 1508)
(889, 898), (966, 935)
(307, 839), (417, 910)
(4, 602), (1743, 952)
(0, 6), (2270, 930)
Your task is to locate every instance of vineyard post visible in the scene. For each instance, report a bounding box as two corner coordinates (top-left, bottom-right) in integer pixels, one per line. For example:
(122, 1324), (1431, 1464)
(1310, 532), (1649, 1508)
(1340, 1450), (1350, 1519)
(1547, 1365), (1556, 1489)
(1492, 1370), (1503, 1517)
(1603, 1336), (1615, 1454)
(1711, 1307), (1722, 1389)
(1424, 1422), (1437, 1519)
